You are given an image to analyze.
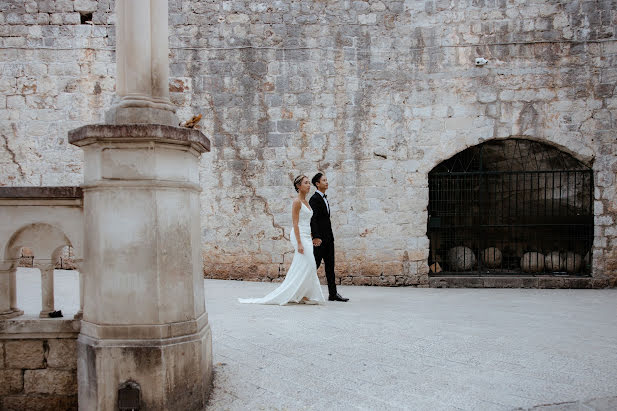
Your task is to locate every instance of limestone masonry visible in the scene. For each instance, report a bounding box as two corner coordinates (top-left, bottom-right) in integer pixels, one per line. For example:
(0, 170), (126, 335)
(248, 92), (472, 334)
(1, 0), (616, 286)
(0, 319), (80, 410)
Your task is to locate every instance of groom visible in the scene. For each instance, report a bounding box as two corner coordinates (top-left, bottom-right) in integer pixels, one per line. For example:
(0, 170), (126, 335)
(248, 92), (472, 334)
(310, 173), (349, 302)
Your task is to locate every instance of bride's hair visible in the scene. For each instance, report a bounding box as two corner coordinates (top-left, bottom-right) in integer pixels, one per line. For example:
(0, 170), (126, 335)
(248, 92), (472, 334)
(293, 175), (307, 192)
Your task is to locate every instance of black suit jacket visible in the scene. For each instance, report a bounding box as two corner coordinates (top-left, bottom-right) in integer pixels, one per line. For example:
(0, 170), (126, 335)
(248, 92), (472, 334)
(309, 192), (334, 244)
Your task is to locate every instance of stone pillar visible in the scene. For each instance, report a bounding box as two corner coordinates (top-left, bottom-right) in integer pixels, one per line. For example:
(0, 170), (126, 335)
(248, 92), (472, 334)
(70, 1), (212, 409)
(0, 263), (23, 320)
(74, 261), (84, 320)
(9, 266), (17, 311)
(37, 263), (55, 317)
(105, 0), (177, 127)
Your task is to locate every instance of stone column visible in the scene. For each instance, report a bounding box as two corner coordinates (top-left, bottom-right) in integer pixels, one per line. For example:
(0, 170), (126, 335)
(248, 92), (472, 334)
(71, 1), (212, 409)
(37, 263), (55, 317)
(0, 263), (23, 320)
(9, 266), (17, 311)
(105, 0), (177, 127)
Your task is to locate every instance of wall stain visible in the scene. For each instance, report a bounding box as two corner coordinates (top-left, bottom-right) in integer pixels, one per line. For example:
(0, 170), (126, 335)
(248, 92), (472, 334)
(518, 103), (538, 135)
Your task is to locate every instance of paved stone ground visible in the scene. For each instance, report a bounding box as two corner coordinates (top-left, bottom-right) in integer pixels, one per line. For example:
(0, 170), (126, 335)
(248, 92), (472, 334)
(14, 269), (617, 410)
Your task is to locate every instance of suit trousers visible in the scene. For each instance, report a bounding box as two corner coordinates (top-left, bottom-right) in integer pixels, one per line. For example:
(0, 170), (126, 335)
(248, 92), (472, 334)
(314, 241), (337, 297)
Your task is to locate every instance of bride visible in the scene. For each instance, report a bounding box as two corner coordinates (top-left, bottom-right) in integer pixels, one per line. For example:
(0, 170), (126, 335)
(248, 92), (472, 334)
(239, 175), (326, 305)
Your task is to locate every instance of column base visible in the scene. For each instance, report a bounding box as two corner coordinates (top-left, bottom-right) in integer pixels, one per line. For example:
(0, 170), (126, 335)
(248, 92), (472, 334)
(105, 105), (179, 127)
(0, 308), (23, 320)
(77, 323), (213, 410)
(39, 310), (54, 318)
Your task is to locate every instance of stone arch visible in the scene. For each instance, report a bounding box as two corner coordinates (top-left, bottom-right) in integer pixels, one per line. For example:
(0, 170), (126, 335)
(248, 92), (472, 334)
(4, 223), (75, 318)
(4, 223), (72, 268)
(422, 135), (594, 175)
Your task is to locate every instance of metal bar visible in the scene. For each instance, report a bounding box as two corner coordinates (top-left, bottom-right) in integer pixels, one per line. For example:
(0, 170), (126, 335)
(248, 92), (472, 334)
(567, 171), (570, 216)
(559, 171), (563, 218)
(543, 171), (547, 218)
(442, 223), (592, 228)
(574, 171), (577, 213)
(551, 170), (555, 217)
(430, 170), (588, 176)
(514, 174), (518, 217)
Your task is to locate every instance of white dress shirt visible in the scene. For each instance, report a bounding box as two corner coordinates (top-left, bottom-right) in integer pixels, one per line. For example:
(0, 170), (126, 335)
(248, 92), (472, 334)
(317, 190), (330, 214)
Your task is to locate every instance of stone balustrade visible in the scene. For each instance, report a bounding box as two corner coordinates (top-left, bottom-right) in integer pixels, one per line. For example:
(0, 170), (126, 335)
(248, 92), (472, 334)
(0, 187), (84, 320)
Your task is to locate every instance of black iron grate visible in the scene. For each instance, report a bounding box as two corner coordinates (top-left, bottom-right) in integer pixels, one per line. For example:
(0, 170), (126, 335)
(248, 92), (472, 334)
(428, 139), (593, 276)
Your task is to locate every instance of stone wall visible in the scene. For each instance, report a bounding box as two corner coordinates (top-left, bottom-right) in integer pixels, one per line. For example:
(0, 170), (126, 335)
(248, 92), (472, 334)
(0, 321), (78, 410)
(1, 0), (616, 286)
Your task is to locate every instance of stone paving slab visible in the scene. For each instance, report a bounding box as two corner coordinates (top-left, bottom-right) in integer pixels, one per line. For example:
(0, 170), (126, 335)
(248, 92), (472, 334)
(11, 269), (617, 410)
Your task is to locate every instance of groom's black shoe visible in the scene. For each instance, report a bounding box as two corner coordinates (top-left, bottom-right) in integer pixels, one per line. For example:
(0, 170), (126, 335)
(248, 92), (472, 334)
(328, 293), (349, 302)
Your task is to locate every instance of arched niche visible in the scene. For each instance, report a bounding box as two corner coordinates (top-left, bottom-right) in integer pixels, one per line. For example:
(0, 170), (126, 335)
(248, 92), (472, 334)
(427, 138), (593, 276)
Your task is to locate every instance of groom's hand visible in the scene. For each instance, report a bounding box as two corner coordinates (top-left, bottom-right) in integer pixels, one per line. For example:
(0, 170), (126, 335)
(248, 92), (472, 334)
(312, 238), (322, 246)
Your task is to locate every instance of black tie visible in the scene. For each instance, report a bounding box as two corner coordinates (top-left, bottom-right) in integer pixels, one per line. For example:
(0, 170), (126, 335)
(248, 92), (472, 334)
(323, 195), (327, 199)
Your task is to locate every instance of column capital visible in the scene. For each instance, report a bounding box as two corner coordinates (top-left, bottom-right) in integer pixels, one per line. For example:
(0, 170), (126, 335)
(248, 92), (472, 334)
(69, 124), (210, 154)
(33, 261), (54, 271)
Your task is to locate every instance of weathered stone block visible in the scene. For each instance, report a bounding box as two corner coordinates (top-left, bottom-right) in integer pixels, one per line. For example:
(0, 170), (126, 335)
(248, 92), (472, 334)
(1, 395), (78, 411)
(483, 277), (524, 288)
(24, 369), (77, 395)
(537, 277), (565, 289)
(74, 0), (97, 13)
(591, 278), (609, 288)
(62, 12), (81, 25)
(5, 340), (44, 369)
(431, 276), (482, 288)
(6, 95), (26, 110)
(445, 117), (474, 130)
(49, 13), (63, 24)
(46, 339), (77, 369)
(477, 90), (497, 103)
(277, 119), (299, 132)
(563, 278), (593, 289)
(0, 369), (23, 395)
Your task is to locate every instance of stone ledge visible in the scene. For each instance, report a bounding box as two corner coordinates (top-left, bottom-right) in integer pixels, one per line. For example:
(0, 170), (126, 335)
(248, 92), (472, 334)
(68, 124), (211, 153)
(429, 275), (606, 289)
(0, 187), (82, 199)
(79, 313), (210, 343)
(0, 317), (81, 339)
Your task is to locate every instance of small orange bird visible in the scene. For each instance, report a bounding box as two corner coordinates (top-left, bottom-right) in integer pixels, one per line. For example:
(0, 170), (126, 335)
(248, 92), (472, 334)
(181, 114), (202, 128)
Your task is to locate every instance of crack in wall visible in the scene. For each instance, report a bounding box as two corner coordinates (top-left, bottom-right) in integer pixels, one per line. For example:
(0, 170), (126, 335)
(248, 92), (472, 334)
(1, 124), (25, 179)
(206, 94), (286, 242)
(327, 31), (347, 170)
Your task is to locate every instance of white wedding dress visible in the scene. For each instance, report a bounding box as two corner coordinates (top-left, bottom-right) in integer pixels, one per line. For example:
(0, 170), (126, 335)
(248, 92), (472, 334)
(239, 202), (326, 305)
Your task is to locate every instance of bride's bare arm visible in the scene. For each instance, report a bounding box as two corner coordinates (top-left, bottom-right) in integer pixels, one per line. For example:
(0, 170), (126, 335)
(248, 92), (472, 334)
(291, 199), (304, 254)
